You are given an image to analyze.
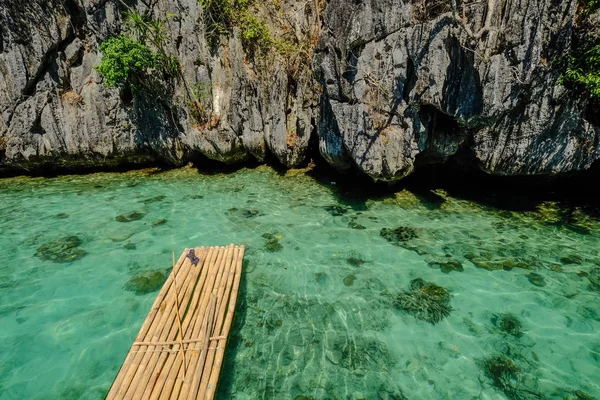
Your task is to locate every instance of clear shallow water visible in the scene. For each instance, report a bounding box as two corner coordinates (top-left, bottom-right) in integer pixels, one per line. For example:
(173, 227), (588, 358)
(0, 166), (598, 400)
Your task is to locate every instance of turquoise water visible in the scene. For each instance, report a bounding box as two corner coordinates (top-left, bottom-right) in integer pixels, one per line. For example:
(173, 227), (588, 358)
(0, 166), (598, 400)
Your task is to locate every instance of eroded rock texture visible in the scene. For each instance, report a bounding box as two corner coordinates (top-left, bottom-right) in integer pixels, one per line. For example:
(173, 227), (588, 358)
(313, 0), (600, 180)
(0, 0), (318, 171)
(0, 0), (598, 180)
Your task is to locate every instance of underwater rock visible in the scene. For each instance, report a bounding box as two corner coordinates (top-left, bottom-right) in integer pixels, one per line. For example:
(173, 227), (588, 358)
(242, 209), (260, 218)
(380, 226), (418, 245)
(550, 264), (563, 272)
(572, 390), (595, 400)
(438, 341), (461, 358)
(477, 355), (521, 397)
(561, 254), (583, 265)
(492, 313), (524, 338)
(124, 270), (167, 295)
(115, 211), (145, 222)
(55, 212), (69, 219)
(465, 253), (530, 271)
(427, 257), (464, 274)
(325, 349), (341, 365)
(109, 232), (134, 242)
(347, 252), (366, 267)
(394, 278), (452, 323)
(0, 277), (17, 289)
(324, 204), (348, 216)
(527, 272), (546, 287)
(348, 221), (366, 230)
(587, 268), (600, 291)
(151, 218), (168, 227)
(35, 236), (86, 263)
(123, 242), (137, 250)
(140, 195), (166, 204)
(189, 194), (204, 199)
(343, 273), (356, 286)
(264, 237), (282, 252)
(315, 272), (327, 283)
(336, 335), (393, 371)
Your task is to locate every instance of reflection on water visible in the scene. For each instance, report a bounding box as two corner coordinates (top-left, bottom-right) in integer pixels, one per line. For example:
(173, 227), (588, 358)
(0, 166), (598, 399)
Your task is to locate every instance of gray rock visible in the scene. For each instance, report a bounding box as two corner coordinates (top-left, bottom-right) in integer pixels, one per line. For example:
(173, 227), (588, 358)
(1, 0), (598, 181)
(0, 0), (318, 171)
(313, 0), (600, 181)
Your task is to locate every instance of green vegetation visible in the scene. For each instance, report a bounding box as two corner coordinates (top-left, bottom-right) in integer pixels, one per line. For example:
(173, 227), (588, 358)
(562, 1), (600, 99)
(394, 278), (452, 324)
(493, 313), (524, 337)
(96, 35), (157, 88)
(96, 9), (179, 93)
(124, 270), (167, 294)
(478, 355), (522, 399)
(35, 236), (86, 263)
(199, 0), (272, 54)
(564, 44), (600, 98)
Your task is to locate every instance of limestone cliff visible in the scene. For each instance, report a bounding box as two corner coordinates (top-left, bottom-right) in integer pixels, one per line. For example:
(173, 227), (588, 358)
(0, 0), (598, 181)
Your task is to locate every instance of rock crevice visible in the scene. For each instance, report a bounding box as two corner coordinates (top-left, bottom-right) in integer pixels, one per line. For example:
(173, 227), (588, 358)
(0, 0), (598, 180)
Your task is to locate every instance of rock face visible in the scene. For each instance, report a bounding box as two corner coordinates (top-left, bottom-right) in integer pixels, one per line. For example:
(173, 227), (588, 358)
(0, 0), (598, 181)
(0, 0), (318, 172)
(314, 0), (599, 180)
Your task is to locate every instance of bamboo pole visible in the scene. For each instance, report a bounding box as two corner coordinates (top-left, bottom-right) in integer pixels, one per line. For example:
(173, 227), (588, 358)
(187, 295), (217, 400)
(108, 250), (193, 400)
(180, 245), (233, 400)
(140, 247), (217, 400)
(177, 245), (234, 400)
(172, 250), (187, 377)
(109, 245), (245, 400)
(205, 245), (245, 400)
(128, 248), (207, 400)
(146, 246), (225, 400)
(198, 245), (244, 399)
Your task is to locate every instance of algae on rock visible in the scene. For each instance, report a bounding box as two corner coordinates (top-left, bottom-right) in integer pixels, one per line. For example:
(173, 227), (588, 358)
(394, 278), (452, 324)
(124, 270), (167, 294)
(35, 236), (87, 263)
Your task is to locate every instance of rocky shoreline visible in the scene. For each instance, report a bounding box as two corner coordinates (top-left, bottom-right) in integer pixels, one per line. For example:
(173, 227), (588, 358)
(1, 0), (598, 182)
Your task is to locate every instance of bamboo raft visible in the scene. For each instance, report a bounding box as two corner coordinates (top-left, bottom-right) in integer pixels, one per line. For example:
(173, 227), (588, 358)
(106, 244), (245, 400)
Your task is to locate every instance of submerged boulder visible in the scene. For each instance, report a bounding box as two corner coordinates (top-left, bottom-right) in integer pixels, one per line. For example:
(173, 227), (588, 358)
(492, 313), (524, 338)
(140, 195), (166, 204)
(264, 237), (283, 252)
(427, 257), (464, 274)
(324, 204), (349, 216)
(115, 211), (145, 222)
(35, 236), (86, 263)
(380, 226), (418, 245)
(151, 218), (168, 227)
(124, 270), (167, 295)
(394, 278), (452, 324)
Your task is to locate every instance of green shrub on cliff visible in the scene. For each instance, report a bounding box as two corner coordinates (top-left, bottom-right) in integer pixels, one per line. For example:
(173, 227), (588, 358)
(96, 10), (180, 93)
(96, 35), (157, 88)
(564, 44), (600, 98)
(199, 0), (271, 54)
(563, 1), (600, 99)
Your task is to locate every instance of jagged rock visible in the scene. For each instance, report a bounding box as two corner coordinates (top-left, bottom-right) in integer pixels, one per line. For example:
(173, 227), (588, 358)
(151, 218), (168, 227)
(124, 270), (167, 294)
(115, 211), (145, 222)
(314, 0), (599, 181)
(394, 278), (452, 324)
(1, 0), (598, 182)
(427, 258), (464, 274)
(35, 235), (86, 263)
(380, 226), (418, 245)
